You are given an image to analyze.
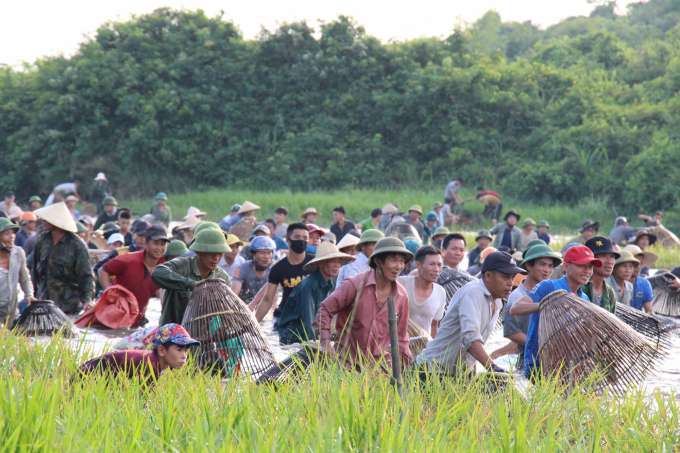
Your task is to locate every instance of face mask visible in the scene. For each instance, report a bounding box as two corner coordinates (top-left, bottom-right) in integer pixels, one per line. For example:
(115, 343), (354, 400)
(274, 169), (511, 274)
(289, 239), (308, 254)
(306, 245), (318, 254)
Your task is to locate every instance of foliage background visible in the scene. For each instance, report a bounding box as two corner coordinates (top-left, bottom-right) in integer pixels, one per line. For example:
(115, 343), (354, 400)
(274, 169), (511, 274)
(2, 0), (680, 217)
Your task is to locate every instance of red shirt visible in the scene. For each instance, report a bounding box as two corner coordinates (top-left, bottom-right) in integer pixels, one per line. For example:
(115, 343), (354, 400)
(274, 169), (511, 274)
(102, 251), (164, 324)
(74, 350), (160, 385)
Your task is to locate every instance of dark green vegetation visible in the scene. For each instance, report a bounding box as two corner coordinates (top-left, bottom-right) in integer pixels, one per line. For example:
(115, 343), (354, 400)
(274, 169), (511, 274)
(2, 1), (680, 216)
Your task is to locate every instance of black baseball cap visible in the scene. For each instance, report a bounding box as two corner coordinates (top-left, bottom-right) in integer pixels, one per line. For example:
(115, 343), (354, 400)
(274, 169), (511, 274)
(481, 251), (526, 275)
(133, 219), (151, 235)
(585, 236), (621, 259)
(146, 225), (170, 242)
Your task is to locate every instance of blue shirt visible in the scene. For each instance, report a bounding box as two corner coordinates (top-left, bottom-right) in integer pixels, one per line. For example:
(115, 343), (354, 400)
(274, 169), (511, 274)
(501, 228), (513, 249)
(272, 234), (289, 251)
(219, 214), (242, 232)
(15, 228), (30, 248)
(630, 277), (653, 311)
(538, 232), (551, 245)
(523, 277), (590, 378)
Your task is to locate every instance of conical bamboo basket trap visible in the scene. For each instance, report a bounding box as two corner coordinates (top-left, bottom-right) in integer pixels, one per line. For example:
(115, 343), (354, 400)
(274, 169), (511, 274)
(12, 300), (79, 336)
(647, 226), (680, 249)
(181, 279), (277, 378)
(649, 273), (680, 317)
(438, 268), (477, 312)
(229, 217), (257, 242)
(407, 318), (432, 358)
(538, 290), (662, 393)
(615, 302), (677, 351)
(256, 348), (315, 387)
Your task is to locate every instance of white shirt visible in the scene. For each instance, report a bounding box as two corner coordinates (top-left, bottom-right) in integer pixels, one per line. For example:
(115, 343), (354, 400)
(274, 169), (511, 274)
(218, 254), (245, 278)
(397, 275), (446, 335)
(336, 252), (370, 288)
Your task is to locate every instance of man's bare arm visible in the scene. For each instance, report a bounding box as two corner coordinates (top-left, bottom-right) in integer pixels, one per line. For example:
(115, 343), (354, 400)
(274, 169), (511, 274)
(508, 295), (539, 316)
(254, 283), (279, 322)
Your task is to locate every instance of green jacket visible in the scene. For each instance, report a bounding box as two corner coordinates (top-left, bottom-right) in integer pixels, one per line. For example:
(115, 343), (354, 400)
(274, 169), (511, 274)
(30, 231), (95, 314)
(581, 280), (616, 314)
(277, 269), (334, 345)
(150, 204), (172, 227)
(360, 218), (378, 232)
(490, 223), (522, 251)
(93, 209), (120, 231)
(151, 255), (231, 326)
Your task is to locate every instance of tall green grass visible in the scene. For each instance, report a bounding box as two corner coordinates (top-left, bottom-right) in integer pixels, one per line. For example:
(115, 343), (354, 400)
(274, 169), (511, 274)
(1, 328), (679, 451)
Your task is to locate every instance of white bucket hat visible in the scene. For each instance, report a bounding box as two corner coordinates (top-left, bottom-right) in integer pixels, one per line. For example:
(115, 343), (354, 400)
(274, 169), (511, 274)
(183, 206), (207, 220)
(94, 173), (107, 181)
(237, 201), (261, 215)
(303, 241), (356, 271)
(34, 202), (78, 233)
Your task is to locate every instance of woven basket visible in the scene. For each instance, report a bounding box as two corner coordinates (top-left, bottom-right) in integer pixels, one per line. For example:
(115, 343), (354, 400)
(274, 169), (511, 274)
(538, 290), (661, 393)
(385, 222), (421, 242)
(13, 300), (79, 336)
(407, 319), (432, 358)
(647, 226), (680, 249)
(229, 217), (257, 242)
(181, 279), (277, 378)
(615, 303), (676, 352)
(649, 273), (680, 317)
(437, 268), (477, 312)
(256, 348), (314, 387)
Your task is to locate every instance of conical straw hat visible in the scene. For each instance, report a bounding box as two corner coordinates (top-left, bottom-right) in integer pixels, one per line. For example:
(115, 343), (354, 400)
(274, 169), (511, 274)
(34, 202), (78, 233)
(623, 244), (658, 269)
(184, 206), (207, 220)
(177, 215), (201, 231)
(303, 241), (356, 271)
(382, 203), (398, 215)
(336, 233), (360, 250)
(237, 201), (261, 215)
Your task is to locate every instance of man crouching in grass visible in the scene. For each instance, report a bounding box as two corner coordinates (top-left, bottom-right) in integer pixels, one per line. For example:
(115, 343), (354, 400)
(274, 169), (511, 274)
(71, 324), (199, 386)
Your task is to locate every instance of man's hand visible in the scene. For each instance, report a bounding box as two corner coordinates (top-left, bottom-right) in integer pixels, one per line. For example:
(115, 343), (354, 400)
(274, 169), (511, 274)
(668, 277), (680, 290)
(82, 301), (95, 312)
(24, 296), (36, 305)
(490, 364), (508, 374)
(319, 338), (335, 358)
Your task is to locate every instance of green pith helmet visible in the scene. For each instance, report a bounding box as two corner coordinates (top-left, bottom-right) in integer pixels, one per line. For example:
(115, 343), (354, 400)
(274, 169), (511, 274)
(433, 227), (449, 237)
(521, 238), (548, 259)
(522, 218), (536, 228)
(103, 196), (117, 206)
(0, 218), (20, 233)
(29, 195), (42, 203)
(368, 237), (415, 268)
(102, 222), (118, 231)
(76, 222), (88, 233)
(190, 228), (230, 253)
(537, 220), (550, 228)
(165, 240), (189, 256)
(355, 229), (385, 252)
(192, 221), (220, 234)
(520, 245), (563, 270)
(155, 192), (168, 200)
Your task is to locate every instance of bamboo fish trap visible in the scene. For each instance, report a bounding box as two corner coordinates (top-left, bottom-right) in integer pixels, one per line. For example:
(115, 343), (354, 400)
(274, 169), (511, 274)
(437, 268), (477, 312)
(256, 348), (315, 388)
(538, 290), (661, 393)
(229, 217), (257, 242)
(649, 273), (680, 317)
(647, 226), (680, 249)
(181, 279), (277, 378)
(385, 222), (421, 242)
(614, 302), (677, 351)
(407, 319), (432, 358)
(13, 300), (80, 336)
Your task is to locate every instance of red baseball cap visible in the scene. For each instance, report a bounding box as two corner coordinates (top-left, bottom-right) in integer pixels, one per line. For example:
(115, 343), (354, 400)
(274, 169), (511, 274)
(307, 224), (325, 236)
(563, 245), (603, 267)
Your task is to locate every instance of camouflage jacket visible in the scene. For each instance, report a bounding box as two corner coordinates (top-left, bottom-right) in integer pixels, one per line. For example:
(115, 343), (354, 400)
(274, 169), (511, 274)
(30, 231), (95, 314)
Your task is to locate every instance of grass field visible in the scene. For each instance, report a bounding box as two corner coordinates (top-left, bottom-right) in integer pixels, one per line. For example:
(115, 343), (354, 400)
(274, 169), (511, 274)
(2, 328), (679, 451)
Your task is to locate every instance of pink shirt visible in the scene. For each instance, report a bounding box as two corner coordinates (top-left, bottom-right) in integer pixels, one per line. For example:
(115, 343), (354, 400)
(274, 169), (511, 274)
(314, 269), (412, 369)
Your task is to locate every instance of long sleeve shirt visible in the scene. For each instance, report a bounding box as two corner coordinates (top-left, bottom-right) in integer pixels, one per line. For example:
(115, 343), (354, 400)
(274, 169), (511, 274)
(1, 246), (34, 323)
(416, 279), (501, 375)
(335, 252), (369, 288)
(151, 256), (231, 325)
(149, 204), (172, 227)
(490, 223), (522, 251)
(314, 269), (412, 369)
(278, 269), (335, 345)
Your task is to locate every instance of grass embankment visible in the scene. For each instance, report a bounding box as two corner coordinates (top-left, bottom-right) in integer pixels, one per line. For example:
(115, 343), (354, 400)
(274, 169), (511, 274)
(1, 328), (678, 451)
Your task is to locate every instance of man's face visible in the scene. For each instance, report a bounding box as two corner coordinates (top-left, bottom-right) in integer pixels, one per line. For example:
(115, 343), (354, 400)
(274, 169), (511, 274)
(409, 211), (419, 221)
(254, 249), (273, 267)
(526, 257), (554, 282)
(105, 204), (115, 214)
(537, 226), (548, 235)
(375, 214), (382, 223)
(119, 218), (131, 233)
(565, 262), (594, 285)
(158, 344), (190, 369)
(484, 270), (514, 299)
(427, 219), (436, 228)
(146, 239), (168, 260)
(523, 224), (533, 233)
(265, 223), (276, 237)
(133, 233), (147, 249)
(654, 213), (664, 222)
(242, 210), (254, 218)
(43, 221), (55, 232)
(377, 254), (406, 282)
(594, 252), (616, 278)
(632, 255), (645, 277)
(443, 239), (466, 268)
(361, 242), (377, 258)
(66, 199), (76, 208)
(320, 258), (343, 278)
(197, 252), (223, 271)
(506, 215), (517, 227)
(30, 201), (41, 210)
(583, 227), (596, 241)
(333, 211), (344, 223)
(24, 221), (36, 232)
(477, 237), (490, 250)
(415, 254), (443, 284)
(107, 241), (123, 250)
(308, 231), (321, 247)
(614, 262), (636, 282)
(287, 228), (309, 243)
(5, 196), (14, 205)
(157, 200), (165, 208)
(275, 213), (287, 225)
(225, 243), (239, 260)
(0, 230), (16, 248)
(637, 236), (650, 249)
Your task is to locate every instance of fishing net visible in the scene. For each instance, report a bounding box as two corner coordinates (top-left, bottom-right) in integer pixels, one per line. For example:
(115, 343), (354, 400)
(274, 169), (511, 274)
(647, 226), (680, 249)
(229, 217), (257, 242)
(13, 300), (80, 336)
(649, 273), (680, 317)
(181, 279), (277, 378)
(407, 319), (432, 358)
(256, 348), (315, 388)
(614, 302), (677, 351)
(437, 268), (477, 312)
(538, 290), (662, 393)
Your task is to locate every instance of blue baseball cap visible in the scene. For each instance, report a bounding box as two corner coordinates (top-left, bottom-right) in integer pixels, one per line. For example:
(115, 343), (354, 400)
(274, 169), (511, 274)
(154, 323), (200, 347)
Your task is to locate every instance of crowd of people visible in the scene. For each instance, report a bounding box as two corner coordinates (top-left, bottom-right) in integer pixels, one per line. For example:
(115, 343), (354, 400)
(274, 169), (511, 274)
(0, 174), (676, 384)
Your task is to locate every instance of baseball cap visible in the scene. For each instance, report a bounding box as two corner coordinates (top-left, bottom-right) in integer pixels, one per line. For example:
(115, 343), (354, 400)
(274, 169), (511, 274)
(133, 219), (151, 235)
(231, 204), (241, 212)
(146, 224), (170, 242)
(154, 323), (200, 347)
(107, 233), (125, 245)
(563, 245), (603, 267)
(481, 251), (526, 275)
(585, 236), (620, 259)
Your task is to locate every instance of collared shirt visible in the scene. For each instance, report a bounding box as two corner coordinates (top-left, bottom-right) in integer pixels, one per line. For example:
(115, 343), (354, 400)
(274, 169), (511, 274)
(278, 269), (335, 344)
(335, 252), (369, 288)
(524, 276), (589, 378)
(219, 214), (242, 232)
(504, 282), (531, 363)
(74, 350), (160, 386)
(102, 251), (164, 324)
(30, 231), (95, 314)
(314, 269), (412, 368)
(360, 217), (378, 232)
(490, 223), (522, 251)
(93, 240), (142, 274)
(330, 220), (356, 243)
(151, 256), (231, 326)
(218, 254), (245, 278)
(416, 279), (501, 374)
(149, 204), (172, 227)
(581, 279), (616, 313)
(606, 276), (633, 306)
(630, 277), (653, 311)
